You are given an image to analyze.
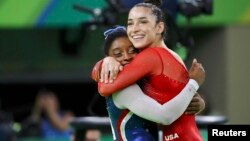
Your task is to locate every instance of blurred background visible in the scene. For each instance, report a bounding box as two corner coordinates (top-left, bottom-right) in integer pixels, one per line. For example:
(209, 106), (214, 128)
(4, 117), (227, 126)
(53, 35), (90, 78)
(0, 0), (250, 140)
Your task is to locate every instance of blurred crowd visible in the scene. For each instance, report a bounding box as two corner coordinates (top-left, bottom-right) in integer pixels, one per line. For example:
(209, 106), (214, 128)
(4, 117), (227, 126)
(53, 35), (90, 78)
(0, 89), (102, 141)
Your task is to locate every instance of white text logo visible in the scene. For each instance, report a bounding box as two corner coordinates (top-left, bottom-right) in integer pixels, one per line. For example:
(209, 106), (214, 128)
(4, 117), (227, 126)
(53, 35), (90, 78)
(164, 133), (179, 141)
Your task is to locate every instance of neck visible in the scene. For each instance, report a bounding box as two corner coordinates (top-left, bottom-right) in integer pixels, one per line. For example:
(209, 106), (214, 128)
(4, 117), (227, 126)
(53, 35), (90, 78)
(150, 39), (167, 48)
(157, 40), (167, 48)
(138, 39), (167, 52)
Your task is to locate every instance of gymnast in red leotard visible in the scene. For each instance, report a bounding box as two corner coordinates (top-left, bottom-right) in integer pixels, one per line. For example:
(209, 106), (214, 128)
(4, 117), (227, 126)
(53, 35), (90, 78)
(92, 26), (205, 141)
(97, 3), (206, 141)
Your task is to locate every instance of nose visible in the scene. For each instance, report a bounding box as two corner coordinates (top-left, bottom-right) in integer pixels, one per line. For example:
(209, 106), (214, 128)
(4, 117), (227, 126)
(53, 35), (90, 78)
(123, 53), (133, 61)
(131, 22), (140, 33)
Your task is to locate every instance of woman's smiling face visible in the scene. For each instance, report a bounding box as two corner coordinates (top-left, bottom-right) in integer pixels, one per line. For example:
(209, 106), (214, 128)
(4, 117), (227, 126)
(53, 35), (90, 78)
(108, 36), (138, 66)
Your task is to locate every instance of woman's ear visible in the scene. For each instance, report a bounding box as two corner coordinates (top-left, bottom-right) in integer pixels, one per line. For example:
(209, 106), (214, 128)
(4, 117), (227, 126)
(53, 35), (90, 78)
(156, 21), (165, 35)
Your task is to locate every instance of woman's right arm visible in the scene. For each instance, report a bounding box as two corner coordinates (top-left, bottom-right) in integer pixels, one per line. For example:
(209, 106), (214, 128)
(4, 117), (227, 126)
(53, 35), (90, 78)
(98, 50), (205, 97)
(113, 80), (199, 125)
(98, 48), (160, 96)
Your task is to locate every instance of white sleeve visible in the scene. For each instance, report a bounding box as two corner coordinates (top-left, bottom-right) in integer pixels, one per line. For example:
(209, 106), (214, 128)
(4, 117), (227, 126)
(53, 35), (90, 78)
(113, 79), (199, 125)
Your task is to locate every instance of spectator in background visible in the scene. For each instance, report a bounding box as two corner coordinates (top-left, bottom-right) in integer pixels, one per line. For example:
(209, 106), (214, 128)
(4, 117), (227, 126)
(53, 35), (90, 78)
(20, 89), (74, 141)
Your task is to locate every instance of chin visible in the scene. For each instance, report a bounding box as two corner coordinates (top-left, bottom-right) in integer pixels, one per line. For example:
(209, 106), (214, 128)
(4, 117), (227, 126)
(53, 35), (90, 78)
(133, 41), (148, 50)
(133, 43), (145, 49)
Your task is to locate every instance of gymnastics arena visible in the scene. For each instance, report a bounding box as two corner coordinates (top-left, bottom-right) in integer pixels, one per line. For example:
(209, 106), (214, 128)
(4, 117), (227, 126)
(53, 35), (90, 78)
(1, 0), (250, 140)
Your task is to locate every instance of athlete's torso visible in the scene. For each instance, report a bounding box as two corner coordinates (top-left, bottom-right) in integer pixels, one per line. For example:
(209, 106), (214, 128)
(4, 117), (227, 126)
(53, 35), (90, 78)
(106, 96), (158, 141)
(98, 47), (203, 141)
(141, 47), (203, 141)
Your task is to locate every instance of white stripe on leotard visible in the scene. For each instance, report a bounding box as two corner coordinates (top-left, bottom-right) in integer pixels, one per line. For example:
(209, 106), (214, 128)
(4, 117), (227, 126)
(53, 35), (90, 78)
(120, 111), (133, 141)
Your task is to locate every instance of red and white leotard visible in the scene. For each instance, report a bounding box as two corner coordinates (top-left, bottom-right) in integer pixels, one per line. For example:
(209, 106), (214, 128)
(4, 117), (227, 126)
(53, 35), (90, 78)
(98, 47), (203, 141)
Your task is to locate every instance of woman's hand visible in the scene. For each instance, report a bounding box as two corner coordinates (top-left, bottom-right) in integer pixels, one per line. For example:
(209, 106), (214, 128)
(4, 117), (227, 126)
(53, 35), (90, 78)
(189, 59), (206, 86)
(185, 93), (205, 115)
(100, 57), (123, 83)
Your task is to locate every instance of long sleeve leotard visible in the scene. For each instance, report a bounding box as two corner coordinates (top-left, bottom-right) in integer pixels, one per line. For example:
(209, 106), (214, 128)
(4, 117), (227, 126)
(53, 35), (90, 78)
(98, 47), (203, 141)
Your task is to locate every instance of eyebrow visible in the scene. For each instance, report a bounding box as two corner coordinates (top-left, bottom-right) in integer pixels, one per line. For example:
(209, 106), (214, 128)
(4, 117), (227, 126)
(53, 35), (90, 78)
(128, 17), (147, 22)
(112, 48), (122, 52)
